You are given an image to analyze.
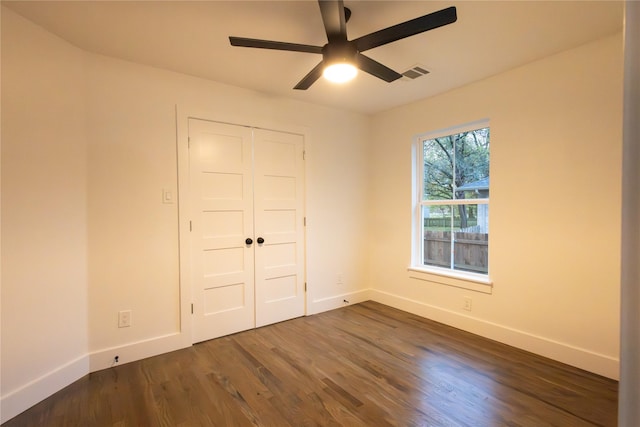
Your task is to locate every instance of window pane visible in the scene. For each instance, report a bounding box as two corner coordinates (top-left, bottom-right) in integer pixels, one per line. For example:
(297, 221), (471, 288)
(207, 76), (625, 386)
(416, 122), (489, 277)
(422, 205), (452, 268)
(423, 138), (453, 201)
(452, 204), (488, 274)
(453, 129), (490, 200)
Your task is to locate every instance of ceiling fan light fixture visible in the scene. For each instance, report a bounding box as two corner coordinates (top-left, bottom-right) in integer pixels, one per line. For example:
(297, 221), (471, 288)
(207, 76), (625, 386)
(229, 2), (457, 90)
(323, 62), (358, 83)
(321, 41), (358, 84)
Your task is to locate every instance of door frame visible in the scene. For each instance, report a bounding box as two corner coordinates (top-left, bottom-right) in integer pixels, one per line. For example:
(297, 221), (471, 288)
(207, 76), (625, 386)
(176, 106), (309, 344)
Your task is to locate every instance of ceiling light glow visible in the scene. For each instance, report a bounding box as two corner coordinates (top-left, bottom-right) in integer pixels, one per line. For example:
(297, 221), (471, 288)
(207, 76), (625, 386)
(323, 63), (358, 83)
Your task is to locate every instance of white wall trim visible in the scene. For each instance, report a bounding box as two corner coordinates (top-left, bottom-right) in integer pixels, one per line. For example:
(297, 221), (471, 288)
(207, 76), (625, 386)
(89, 332), (190, 372)
(408, 267), (493, 293)
(175, 104), (195, 345)
(308, 289), (372, 315)
(175, 106), (312, 138)
(370, 289), (619, 379)
(1, 354), (90, 424)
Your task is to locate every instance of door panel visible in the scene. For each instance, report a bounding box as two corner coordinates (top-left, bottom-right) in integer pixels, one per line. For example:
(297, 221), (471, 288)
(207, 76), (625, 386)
(253, 129), (305, 327)
(189, 119), (255, 343)
(200, 173), (244, 200)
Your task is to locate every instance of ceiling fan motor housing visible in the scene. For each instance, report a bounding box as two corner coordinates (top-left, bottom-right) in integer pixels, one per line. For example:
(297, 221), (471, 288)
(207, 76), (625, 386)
(322, 41), (357, 66)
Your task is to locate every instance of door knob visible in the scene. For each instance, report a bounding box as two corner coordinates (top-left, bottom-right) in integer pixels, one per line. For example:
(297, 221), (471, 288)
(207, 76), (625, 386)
(245, 238), (253, 245)
(257, 237), (265, 244)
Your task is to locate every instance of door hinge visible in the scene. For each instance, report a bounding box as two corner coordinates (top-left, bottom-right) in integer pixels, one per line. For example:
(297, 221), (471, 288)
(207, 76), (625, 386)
(188, 136), (191, 148)
(191, 303), (194, 314)
(303, 150), (306, 160)
(304, 217), (306, 226)
(304, 282), (307, 292)
(189, 220), (192, 232)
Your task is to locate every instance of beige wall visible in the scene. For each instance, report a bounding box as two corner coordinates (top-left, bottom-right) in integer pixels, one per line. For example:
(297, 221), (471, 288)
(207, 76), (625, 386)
(1, 8), (89, 417)
(368, 34), (623, 378)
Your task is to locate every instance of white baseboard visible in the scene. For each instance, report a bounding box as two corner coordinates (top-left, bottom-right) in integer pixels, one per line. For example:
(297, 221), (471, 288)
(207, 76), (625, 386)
(89, 331), (190, 372)
(308, 289), (372, 315)
(370, 289), (619, 380)
(1, 354), (89, 424)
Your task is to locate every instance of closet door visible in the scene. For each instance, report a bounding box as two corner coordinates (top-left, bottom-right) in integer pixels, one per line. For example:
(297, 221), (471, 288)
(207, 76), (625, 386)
(189, 119), (255, 343)
(188, 119), (306, 343)
(253, 129), (306, 327)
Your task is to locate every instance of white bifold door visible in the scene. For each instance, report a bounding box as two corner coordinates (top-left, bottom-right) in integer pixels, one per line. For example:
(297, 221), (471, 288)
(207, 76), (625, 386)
(189, 119), (305, 343)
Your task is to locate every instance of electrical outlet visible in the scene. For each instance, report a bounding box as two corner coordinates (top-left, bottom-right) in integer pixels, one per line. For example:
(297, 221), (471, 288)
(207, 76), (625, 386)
(118, 310), (132, 328)
(463, 297), (472, 311)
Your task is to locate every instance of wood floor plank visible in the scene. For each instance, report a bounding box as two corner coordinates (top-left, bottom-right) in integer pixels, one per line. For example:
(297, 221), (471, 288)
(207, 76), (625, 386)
(2, 301), (618, 427)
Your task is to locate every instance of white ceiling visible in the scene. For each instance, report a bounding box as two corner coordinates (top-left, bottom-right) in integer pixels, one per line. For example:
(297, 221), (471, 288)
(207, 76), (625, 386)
(3, 0), (624, 115)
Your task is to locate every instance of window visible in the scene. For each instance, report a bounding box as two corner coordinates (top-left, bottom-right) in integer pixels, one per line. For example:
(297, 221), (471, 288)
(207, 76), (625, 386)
(412, 121), (490, 281)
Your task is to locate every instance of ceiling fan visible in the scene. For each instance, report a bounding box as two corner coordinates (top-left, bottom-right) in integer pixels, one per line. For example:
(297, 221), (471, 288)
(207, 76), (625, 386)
(229, 1), (457, 90)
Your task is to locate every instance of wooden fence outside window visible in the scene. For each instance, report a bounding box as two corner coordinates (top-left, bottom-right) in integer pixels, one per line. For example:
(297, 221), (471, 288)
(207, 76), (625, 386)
(424, 231), (488, 273)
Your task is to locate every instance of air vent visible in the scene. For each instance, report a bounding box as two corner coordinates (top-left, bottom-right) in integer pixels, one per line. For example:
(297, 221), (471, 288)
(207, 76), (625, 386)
(401, 65), (430, 81)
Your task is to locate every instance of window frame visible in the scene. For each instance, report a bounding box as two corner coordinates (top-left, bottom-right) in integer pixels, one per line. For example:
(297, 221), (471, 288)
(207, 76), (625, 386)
(410, 119), (493, 292)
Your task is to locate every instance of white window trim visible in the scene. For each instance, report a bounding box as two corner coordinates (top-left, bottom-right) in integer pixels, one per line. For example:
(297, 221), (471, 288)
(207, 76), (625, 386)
(408, 266), (493, 293)
(410, 119), (492, 293)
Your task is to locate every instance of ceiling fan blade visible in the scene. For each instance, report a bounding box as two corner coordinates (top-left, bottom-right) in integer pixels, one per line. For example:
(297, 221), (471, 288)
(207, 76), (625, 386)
(229, 36), (323, 54)
(318, 0), (347, 42)
(355, 53), (403, 83)
(354, 6), (457, 52)
(294, 62), (325, 90)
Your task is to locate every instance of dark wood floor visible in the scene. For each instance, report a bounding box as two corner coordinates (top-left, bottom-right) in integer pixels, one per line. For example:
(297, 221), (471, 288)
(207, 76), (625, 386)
(3, 301), (618, 426)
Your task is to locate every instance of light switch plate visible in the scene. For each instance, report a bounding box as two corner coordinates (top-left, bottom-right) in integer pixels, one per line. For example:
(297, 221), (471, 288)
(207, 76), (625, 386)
(162, 188), (174, 204)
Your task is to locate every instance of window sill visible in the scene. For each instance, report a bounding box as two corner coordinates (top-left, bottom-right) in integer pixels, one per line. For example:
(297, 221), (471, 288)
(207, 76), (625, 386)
(408, 266), (493, 294)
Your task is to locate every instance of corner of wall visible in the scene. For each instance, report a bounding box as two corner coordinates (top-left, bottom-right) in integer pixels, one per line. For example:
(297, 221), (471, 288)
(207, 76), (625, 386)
(308, 289), (372, 315)
(88, 331), (191, 372)
(1, 355), (89, 424)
